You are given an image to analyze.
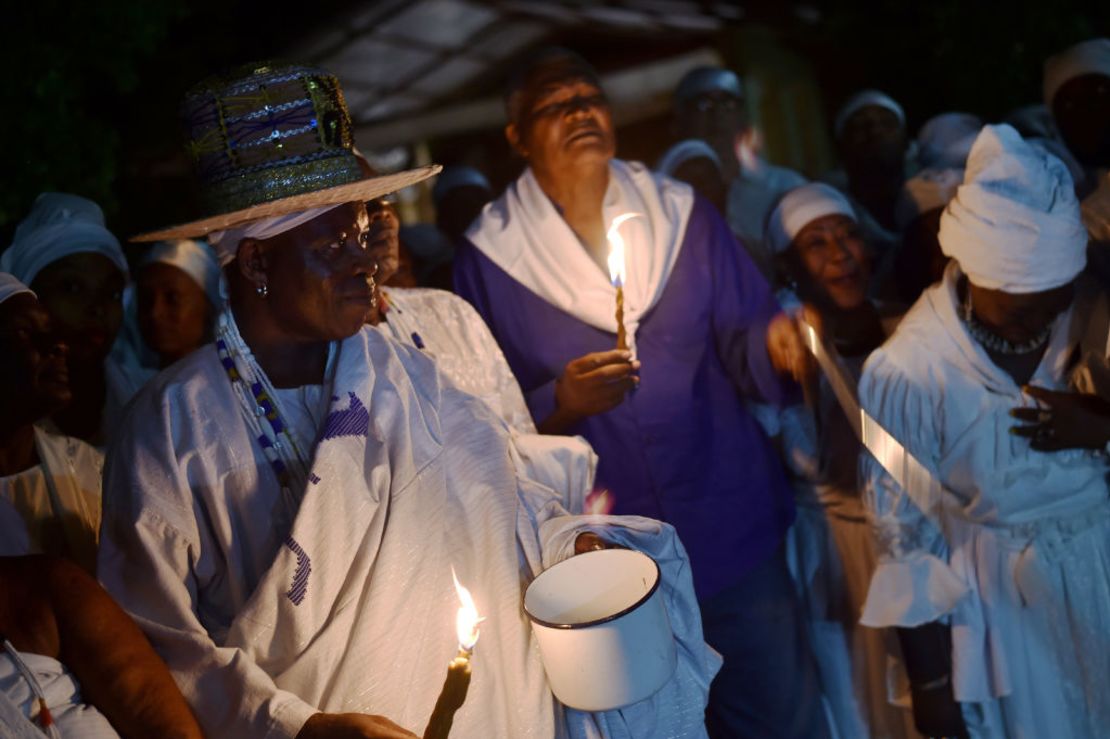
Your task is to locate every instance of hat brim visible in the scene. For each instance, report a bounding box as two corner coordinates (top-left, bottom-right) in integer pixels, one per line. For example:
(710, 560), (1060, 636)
(130, 164), (442, 243)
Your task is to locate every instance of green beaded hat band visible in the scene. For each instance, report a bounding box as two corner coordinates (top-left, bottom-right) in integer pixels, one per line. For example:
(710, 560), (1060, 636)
(132, 62), (440, 242)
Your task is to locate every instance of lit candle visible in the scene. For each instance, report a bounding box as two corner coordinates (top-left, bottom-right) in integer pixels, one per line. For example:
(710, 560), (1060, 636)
(607, 213), (639, 351)
(424, 569), (483, 739)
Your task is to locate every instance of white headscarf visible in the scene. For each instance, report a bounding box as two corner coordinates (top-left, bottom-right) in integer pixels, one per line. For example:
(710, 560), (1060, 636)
(206, 204), (343, 266)
(0, 193), (127, 286)
(0, 273), (35, 307)
(895, 168), (964, 230)
(141, 239), (223, 306)
(917, 112), (982, 169)
(834, 90), (905, 138)
(1043, 38), (1110, 107)
(655, 139), (722, 176)
(938, 124), (1087, 293)
(765, 182), (857, 254)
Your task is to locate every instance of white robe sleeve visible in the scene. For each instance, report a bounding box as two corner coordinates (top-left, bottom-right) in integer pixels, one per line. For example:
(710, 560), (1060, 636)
(857, 351), (969, 628)
(455, 295), (537, 434)
(98, 415), (317, 739)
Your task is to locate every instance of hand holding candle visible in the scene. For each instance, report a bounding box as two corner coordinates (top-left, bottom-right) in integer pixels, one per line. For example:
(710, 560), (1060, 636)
(424, 569), (483, 739)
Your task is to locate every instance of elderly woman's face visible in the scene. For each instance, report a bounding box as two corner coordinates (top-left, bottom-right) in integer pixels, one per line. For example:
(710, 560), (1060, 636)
(513, 78), (616, 174)
(0, 293), (70, 422)
(791, 214), (871, 310)
(261, 202), (379, 341)
(30, 253), (125, 363)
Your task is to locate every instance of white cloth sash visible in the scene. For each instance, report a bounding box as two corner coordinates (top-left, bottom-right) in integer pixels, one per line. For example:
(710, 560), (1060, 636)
(466, 160), (694, 355)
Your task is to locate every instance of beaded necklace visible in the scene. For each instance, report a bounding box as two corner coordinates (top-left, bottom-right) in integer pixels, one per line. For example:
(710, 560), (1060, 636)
(214, 311), (334, 514)
(961, 293), (1052, 356)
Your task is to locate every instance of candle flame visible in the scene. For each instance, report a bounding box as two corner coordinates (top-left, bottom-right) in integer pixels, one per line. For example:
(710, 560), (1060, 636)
(452, 567), (483, 651)
(606, 213), (640, 288)
(735, 128), (763, 175)
(584, 488), (615, 515)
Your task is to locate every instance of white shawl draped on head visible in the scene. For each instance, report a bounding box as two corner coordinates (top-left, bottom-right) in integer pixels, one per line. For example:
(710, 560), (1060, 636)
(219, 324), (716, 738)
(466, 160), (694, 356)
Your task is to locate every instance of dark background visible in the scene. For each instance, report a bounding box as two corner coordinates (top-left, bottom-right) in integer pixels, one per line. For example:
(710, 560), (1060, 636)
(2, 0), (1107, 243)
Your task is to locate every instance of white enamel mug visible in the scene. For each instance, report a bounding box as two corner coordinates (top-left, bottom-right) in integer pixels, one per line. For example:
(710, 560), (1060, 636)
(523, 548), (677, 711)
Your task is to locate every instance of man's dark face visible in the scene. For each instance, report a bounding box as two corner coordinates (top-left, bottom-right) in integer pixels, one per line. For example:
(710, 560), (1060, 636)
(0, 293), (70, 425)
(675, 91), (748, 168)
(261, 202), (379, 341)
(509, 78), (616, 177)
(838, 105), (908, 177)
(1053, 73), (1110, 169)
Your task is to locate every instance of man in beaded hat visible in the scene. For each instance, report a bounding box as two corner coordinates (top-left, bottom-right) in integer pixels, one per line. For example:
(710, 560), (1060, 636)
(97, 62), (719, 739)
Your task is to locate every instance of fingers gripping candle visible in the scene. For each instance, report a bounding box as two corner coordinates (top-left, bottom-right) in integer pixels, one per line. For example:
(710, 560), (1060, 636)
(424, 569), (483, 739)
(607, 213), (640, 351)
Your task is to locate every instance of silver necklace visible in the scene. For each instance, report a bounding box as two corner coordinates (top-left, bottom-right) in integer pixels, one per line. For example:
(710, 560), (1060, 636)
(961, 293), (1051, 355)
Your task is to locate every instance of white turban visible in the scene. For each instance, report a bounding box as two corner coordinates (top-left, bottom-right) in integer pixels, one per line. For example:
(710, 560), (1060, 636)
(1043, 38), (1110, 108)
(938, 124), (1087, 293)
(895, 168), (964, 230)
(0, 273), (35, 307)
(655, 139), (723, 177)
(0, 193), (127, 286)
(765, 183), (856, 255)
(917, 112), (982, 169)
(834, 90), (905, 138)
(141, 239), (223, 306)
(207, 204), (343, 266)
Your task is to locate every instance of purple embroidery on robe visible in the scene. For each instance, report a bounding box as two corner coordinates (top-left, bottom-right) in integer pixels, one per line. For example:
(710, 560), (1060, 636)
(285, 536), (311, 605)
(321, 392), (370, 440)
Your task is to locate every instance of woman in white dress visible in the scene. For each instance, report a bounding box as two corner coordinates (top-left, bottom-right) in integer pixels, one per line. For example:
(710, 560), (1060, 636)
(858, 124), (1110, 739)
(763, 183), (917, 739)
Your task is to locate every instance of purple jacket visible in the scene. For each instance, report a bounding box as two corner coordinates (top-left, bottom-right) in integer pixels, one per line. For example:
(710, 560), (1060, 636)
(455, 196), (795, 599)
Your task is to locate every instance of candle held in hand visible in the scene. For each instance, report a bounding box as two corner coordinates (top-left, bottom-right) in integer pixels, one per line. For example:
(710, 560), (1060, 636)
(424, 569), (483, 739)
(607, 213), (639, 351)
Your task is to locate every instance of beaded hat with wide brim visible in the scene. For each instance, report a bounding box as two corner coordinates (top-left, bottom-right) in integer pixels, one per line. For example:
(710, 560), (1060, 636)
(132, 62), (439, 242)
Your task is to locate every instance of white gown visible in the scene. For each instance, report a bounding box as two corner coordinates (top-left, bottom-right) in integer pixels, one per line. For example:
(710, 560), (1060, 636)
(374, 287), (535, 434)
(98, 324), (718, 739)
(759, 291), (918, 739)
(0, 426), (102, 571)
(858, 262), (1110, 739)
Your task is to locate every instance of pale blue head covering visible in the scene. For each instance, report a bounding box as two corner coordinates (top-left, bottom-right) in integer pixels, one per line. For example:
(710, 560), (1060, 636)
(0, 193), (127, 286)
(675, 67), (743, 105)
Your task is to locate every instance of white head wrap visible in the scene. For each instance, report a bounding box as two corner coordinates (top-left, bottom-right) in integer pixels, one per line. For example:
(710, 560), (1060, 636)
(655, 139), (723, 176)
(0, 193), (127, 286)
(895, 168), (964, 230)
(938, 124), (1087, 293)
(765, 182), (857, 255)
(834, 90), (905, 139)
(0, 273), (35, 307)
(1043, 38), (1110, 108)
(206, 203), (343, 266)
(917, 112), (982, 169)
(141, 239), (223, 305)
